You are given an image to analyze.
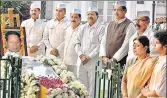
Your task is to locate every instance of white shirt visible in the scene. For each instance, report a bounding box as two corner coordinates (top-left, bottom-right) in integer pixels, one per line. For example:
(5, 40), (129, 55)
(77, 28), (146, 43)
(160, 23), (166, 30)
(127, 26), (155, 61)
(63, 25), (81, 65)
(6, 50), (20, 56)
(43, 17), (70, 58)
(21, 18), (46, 57)
(149, 55), (166, 97)
(75, 21), (105, 59)
(99, 18), (136, 61)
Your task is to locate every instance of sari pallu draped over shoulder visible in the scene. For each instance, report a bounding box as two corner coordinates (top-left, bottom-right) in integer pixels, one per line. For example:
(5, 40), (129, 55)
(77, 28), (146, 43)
(124, 56), (158, 98)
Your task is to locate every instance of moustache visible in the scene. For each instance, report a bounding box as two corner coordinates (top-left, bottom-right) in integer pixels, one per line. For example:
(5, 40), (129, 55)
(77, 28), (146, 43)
(31, 13), (36, 16)
(136, 24), (140, 27)
(88, 17), (93, 20)
(72, 20), (76, 22)
(115, 13), (119, 16)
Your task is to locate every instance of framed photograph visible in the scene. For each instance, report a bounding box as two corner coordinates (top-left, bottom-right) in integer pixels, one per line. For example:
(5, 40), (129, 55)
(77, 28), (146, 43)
(0, 27), (27, 56)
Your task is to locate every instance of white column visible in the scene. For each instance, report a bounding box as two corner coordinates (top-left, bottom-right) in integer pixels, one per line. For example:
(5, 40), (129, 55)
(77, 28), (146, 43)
(126, 1), (137, 20)
(45, 1), (53, 20)
(144, 1), (153, 25)
(81, 1), (89, 21)
(52, 1), (58, 19)
(103, 1), (108, 21)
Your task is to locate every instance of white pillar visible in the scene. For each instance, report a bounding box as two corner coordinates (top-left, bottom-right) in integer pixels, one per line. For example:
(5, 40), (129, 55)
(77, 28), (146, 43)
(144, 1), (153, 25)
(103, 1), (108, 21)
(126, 1), (137, 20)
(81, 1), (89, 21)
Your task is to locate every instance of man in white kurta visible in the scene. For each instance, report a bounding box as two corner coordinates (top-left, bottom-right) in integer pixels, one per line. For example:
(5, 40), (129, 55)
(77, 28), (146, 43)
(127, 16), (156, 61)
(63, 9), (82, 77)
(74, 7), (105, 98)
(21, 3), (45, 57)
(99, 2), (136, 65)
(43, 3), (70, 58)
(159, 17), (166, 30)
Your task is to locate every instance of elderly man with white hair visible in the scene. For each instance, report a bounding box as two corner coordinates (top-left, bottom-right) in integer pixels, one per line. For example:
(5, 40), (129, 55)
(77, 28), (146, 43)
(21, 3), (46, 57)
(74, 7), (105, 98)
(62, 8), (82, 77)
(43, 3), (70, 58)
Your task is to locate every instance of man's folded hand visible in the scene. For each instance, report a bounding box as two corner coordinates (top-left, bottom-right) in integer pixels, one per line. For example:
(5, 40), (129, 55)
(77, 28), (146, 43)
(29, 45), (39, 53)
(50, 49), (59, 56)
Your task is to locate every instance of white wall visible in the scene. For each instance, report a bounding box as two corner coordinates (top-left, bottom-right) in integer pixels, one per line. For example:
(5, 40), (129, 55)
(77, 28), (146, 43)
(136, 1), (153, 24)
(33, 1), (166, 23)
(155, 1), (166, 18)
(126, 1), (137, 20)
(52, 1), (91, 21)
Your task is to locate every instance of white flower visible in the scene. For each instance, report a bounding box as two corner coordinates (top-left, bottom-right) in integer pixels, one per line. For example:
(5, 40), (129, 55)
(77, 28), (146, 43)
(60, 70), (67, 78)
(48, 59), (55, 65)
(62, 84), (68, 92)
(51, 88), (63, 96)
(60, 64), (67, 70)
(11, 52), (20, 57)
(67, 71), (76, 81)
(62, 92), (68, 98)
(47, 94), (55, 98)
(52, 66), (58, 70)
(49, 55), (57, 60)
(35, 54), (43, 61)
(21, 73), (38, 98)
(69, 80), (87, 96)
(30, 80), (38, 86)
(55, 94), (63, 98)
(27, 87), (33, 95)
(68, 90), (75, 97)
(56, 69), (63, 75)
(59, 70), (76, 83)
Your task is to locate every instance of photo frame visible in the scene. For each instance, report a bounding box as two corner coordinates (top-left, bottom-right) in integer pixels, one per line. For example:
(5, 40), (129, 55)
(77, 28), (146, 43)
(0, 27), (28, 56)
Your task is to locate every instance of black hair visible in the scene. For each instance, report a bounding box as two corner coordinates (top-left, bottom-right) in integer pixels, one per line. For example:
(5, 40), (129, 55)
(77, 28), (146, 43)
(120, 6), (127, 13)
(37, 8), (40, 11)
(154, 30), (167, 46)
(63, 8), (66, 12)
(70, 13), (81, 19)
(144, 16), (150, 22)
(133, 36), (150, 53)
(5, 31), (21, 41)
(95, 11), (99, 18)
(78, 14), (81, 19)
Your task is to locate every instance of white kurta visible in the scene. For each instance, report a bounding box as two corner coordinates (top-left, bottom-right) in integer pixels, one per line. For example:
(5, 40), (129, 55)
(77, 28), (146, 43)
(21, 18), (46, 57)
(63, 25), (80, 65)
(149, 55), (166, 97)
(99, 18), (136, 61)
(159, 23), (166, 30)
(127, 26), (156, 61)
(43, 17), (70, 58)
(74, 22), (105, 98)
(62, 25), (81, 77)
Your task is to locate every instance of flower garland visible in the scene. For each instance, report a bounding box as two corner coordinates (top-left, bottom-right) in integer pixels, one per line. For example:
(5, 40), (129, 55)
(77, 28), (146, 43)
(0, 52), (20, 79)
(20, 73), (39, 98)
(35, 54), (88, 98)
(0, 52), (39, 98)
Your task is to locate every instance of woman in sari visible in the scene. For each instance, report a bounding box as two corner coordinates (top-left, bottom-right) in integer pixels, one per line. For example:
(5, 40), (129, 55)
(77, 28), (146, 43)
(140, 30), (167, 98)
(121, 36), (157, 98)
